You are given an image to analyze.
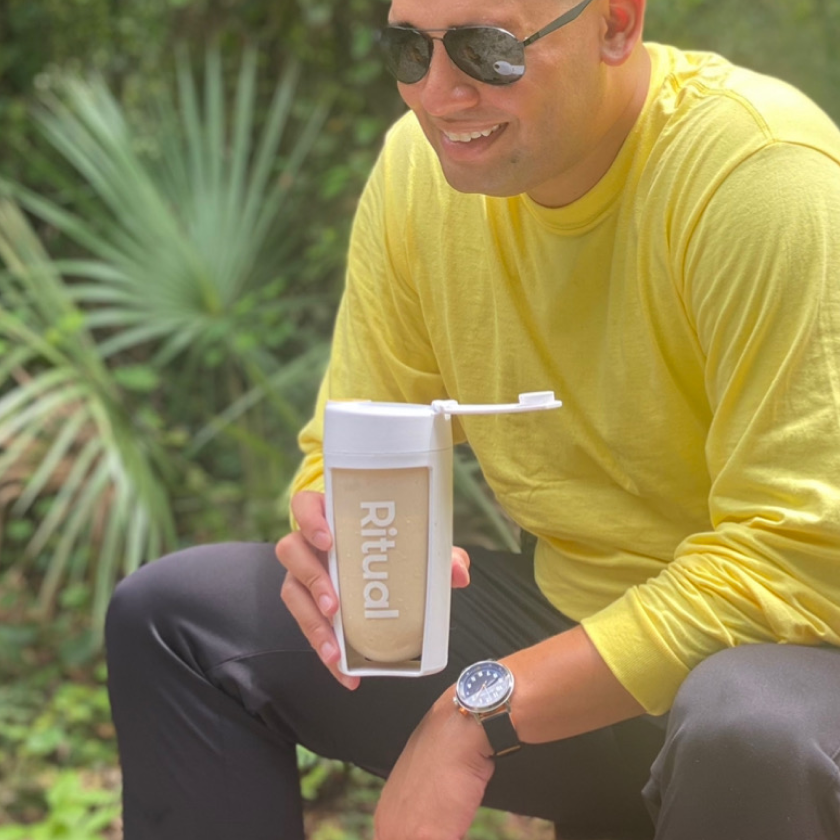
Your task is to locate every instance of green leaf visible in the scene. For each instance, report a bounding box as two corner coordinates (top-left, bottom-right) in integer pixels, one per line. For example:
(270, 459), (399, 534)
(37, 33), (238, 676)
(112, 365), (161, 393)
(0, 203), (176, 623)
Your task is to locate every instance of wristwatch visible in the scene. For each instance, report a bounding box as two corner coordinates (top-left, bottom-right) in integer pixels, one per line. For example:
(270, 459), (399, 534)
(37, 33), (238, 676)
(453, 660), (521, 757)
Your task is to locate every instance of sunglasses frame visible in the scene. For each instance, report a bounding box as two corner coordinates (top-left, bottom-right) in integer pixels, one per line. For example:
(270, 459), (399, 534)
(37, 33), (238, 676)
(379, 0), (597, 86)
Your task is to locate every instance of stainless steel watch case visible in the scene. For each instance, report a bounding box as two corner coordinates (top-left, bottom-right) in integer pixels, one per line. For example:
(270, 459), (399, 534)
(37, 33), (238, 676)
(454, 660), (521, 758)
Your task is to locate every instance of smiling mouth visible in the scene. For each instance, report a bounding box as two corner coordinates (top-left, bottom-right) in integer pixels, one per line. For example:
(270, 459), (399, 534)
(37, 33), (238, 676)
(442, 124), (502, 143)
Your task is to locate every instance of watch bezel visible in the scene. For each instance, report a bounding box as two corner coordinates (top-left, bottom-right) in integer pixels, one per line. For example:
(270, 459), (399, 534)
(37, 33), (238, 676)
(455, 659), (515, 715)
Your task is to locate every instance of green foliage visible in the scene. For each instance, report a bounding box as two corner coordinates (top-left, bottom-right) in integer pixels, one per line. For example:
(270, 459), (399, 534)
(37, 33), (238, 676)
(19, 49), (331, 367)
(0, 0), (402, 259)
(0, 572), (118, 835)
(297, 746), (350, 802)
(0, 772), (119, 840)
(0, 201), (177, 627)
(0, 46), (345, 623)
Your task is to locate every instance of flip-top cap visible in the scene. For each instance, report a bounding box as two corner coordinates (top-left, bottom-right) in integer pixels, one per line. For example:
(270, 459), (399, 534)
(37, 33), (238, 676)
(432, 391), (562, 415)
(324, 391), (562, 456)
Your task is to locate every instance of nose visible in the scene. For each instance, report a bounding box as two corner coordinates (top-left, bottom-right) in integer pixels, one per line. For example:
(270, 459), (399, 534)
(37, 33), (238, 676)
(413, 39), (481, 115)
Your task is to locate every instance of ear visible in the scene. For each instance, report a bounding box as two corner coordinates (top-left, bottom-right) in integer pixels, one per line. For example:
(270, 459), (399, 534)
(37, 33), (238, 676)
(600, 0), (645, 66)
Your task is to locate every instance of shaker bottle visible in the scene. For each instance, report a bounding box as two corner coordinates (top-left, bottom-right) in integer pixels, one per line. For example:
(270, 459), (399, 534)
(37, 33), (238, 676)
(324, 391), (562, 677)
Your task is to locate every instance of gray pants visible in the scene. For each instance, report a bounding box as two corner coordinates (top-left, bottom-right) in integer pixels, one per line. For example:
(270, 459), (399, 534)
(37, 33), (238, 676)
(105, 542), (840, 839)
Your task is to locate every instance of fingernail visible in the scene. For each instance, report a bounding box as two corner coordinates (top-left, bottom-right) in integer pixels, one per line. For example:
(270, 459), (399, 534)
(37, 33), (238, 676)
(320, 641), (337, 662)
(313, 530), (330, 551)
(318, 594), (333, 614)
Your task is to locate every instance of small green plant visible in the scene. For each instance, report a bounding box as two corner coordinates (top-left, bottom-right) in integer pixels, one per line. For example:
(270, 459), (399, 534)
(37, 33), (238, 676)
(297, 746), (351, 802)
(0, 573), (118, 833)
(0, 771), (119, 840)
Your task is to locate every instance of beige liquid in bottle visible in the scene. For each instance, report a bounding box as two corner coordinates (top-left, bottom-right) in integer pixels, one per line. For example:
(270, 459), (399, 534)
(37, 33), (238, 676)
(331, 467), (430, 662)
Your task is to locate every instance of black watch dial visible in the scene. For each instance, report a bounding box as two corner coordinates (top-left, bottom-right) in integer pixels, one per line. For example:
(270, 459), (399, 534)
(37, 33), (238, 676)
(456, 660), (514, 713)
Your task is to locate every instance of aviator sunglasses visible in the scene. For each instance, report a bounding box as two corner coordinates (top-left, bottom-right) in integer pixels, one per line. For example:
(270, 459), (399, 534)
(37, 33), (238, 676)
(379, 0), (596, 86)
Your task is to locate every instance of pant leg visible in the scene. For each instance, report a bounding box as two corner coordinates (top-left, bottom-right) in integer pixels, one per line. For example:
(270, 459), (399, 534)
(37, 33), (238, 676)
(643, 644), (840, 840)
(106, 542), (660, 840)
(106, 543), (310, 839)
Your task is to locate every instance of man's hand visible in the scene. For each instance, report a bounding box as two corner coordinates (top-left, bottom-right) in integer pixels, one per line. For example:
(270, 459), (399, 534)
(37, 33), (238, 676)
(374, 690), (495, 840)
(276, 492), (358, 688)
(275, 490), (471, 689)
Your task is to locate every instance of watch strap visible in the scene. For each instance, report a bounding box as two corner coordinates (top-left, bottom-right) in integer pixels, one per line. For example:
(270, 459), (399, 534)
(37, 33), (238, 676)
(480, 708), (521, 757)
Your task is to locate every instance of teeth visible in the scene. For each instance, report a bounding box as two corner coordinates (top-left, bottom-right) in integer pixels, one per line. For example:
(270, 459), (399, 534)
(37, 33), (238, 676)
(443, 125), (501, 143)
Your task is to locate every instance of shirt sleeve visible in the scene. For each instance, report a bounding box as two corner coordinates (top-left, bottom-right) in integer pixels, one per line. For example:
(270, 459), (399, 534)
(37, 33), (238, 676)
(582, 142), (840, 714)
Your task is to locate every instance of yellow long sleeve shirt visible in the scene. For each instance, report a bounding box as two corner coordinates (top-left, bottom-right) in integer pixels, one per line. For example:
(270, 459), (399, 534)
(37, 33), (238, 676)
(292, 43), (840, 714)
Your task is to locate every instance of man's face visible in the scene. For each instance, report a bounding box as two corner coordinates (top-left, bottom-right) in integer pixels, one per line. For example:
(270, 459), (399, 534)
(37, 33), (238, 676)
(387, 0), (616, 207)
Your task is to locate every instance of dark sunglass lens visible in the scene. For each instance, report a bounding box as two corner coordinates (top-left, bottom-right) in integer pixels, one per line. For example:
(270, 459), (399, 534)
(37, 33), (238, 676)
(379, 28), (432, 84)
(445, 27), (525, 85)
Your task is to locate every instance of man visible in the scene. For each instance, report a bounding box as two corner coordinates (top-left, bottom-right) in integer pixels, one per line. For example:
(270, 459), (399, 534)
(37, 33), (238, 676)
(105, 0), (840, 837)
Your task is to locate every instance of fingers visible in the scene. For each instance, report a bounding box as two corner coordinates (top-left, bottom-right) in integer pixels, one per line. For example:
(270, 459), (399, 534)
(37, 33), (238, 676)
(276, 526), (337, 617)
(280, 493), (469, 689)
(452, 546), (471, 589)
(280, 570), (336, 660)
(290, 490), (332, 552)
(277, 491), (360, 690)
(280, 567), (359, 691)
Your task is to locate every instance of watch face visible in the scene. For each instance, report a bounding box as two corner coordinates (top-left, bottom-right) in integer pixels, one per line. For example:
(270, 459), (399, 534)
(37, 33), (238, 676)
(456, 660), (514, 714)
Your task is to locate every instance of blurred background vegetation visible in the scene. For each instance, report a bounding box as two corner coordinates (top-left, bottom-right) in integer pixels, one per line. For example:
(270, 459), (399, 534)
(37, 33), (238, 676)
(0, 0), (838, 836)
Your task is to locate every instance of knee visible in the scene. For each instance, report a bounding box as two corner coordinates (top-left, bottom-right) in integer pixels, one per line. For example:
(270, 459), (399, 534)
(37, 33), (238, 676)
(105, 546), (207, 659)
(105, 554), (174, 660)
(106, 542), (284, 674)
(664, 645), (827, 777)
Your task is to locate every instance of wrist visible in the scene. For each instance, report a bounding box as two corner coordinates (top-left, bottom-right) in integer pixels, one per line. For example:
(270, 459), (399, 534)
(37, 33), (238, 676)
(432, 688), (495, 760)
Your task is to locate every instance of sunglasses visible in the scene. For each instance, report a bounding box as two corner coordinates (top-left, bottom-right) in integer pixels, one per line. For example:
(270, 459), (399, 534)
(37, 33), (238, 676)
(378, 0), (596, 86)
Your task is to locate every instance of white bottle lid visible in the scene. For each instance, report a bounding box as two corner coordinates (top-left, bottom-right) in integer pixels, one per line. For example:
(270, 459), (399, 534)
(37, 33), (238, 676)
(324, 392), (562, 456)
(324, 401), (447, 455)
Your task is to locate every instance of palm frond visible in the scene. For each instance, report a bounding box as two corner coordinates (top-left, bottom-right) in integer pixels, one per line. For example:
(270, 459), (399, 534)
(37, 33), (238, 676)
(0, 199), (176, 625)
(186, 341), (330, 457)
(13, 47), (333, 373)
(0, 44), (342, 625)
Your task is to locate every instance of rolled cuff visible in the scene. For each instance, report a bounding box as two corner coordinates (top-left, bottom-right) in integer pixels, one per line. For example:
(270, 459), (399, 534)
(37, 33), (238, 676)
(581, 593), (693, 716)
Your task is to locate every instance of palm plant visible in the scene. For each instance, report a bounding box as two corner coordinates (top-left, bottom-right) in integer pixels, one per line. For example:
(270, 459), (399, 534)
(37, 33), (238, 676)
(6, 47), (334, 488)
(0, 48), (336, 625)
(16, 50), (329, 440)
(0, 199), (176, 627)
(25, 48), (332, 364)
